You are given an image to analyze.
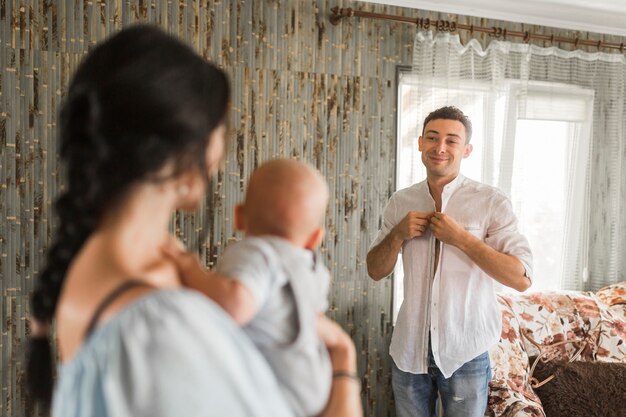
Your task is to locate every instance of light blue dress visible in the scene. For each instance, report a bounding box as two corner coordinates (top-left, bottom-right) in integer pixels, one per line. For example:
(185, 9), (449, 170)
(53, 289), (295, 417)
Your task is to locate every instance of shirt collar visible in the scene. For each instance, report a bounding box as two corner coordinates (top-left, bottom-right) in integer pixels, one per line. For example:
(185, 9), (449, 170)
(442, 173), (465, 196)
(421, 173), (465, 195)
(418, 173), (466, 204)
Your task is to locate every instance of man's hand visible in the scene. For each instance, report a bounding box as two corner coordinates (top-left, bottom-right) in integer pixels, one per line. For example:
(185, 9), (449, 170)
(367, 211), (434, 280)
(392, 211), (434, 241)
(429, 212), (469, 247)
(430, 213), (531, 292)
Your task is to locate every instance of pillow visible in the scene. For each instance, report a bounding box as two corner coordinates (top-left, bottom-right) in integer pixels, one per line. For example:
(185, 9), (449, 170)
(596, 282), (626, 307)
(528, 356), (626, 417)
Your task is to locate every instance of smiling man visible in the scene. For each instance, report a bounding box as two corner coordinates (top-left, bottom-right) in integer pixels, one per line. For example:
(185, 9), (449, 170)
(367, 106), (533, 417)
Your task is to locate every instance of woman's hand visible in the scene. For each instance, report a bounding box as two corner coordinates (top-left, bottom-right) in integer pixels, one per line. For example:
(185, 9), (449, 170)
(317, 315), (363, 417)
(317, 315), (357, 371)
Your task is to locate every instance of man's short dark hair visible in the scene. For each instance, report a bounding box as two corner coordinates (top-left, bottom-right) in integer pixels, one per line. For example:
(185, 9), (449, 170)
(422, 106), (473, 143)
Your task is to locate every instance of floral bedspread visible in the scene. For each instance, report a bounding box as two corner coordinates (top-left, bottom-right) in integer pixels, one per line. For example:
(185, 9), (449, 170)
(487, 282), (626, 417)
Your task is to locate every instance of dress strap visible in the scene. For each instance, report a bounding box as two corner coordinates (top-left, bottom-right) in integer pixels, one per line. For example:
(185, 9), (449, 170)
(85, 280), (153, 339)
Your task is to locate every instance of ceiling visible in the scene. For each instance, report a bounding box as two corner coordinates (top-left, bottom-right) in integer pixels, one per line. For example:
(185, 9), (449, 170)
(360, 0), (626, 37)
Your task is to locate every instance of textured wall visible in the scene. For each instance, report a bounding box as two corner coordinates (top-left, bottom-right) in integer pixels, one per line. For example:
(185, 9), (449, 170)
(1, 1), (625, 416)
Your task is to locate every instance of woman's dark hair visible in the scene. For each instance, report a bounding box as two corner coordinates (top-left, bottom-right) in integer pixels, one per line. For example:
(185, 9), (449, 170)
(27, 24), (230, 406)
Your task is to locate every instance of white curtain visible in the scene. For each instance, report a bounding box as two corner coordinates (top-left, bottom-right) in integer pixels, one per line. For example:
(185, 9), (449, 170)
(407, 31), (626, 291)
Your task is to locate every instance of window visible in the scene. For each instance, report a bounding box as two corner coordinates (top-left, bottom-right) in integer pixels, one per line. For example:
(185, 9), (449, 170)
(393, 70), (593, 320)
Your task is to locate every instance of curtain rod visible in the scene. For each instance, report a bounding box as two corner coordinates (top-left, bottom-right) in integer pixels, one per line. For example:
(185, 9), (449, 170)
(329, 7), (626, 53)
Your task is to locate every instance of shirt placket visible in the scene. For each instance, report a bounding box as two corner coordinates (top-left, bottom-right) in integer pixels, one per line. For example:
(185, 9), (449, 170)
(429, 184), (454, 369)
(423, 194), (437, 371)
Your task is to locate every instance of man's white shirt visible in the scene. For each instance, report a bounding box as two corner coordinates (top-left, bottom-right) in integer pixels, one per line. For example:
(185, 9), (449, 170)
(370, 174), (533, 377)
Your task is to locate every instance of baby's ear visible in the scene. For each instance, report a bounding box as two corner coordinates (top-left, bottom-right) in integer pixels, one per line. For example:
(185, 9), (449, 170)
(234, 204), (246, 232)
(304, 227), (325, 250)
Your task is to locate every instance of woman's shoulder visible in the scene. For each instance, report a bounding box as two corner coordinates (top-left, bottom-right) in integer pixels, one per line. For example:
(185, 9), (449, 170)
(58, 289), (232, 369)
(54, 289), (294, 417)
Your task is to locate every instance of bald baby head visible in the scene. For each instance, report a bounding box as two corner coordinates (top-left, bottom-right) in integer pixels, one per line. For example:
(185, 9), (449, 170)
(236, 159), (329, 249)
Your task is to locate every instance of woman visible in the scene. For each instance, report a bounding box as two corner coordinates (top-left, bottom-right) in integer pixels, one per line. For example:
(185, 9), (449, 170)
(27, 25), (361, 417)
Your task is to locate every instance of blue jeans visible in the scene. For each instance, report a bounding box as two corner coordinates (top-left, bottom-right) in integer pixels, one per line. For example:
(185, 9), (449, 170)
(392, 342), (492, 417)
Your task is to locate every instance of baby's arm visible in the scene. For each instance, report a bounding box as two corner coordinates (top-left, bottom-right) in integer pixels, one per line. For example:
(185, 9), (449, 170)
(184, 268), (257, 326)
(162, 241), (257, 325)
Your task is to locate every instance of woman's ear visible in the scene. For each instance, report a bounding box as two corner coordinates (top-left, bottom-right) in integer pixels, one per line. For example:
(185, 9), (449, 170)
(205, 124), (226, 175)
(173, 170), (205, 211)
(304, 228), (325, 251)
(234, 203), (246, 232)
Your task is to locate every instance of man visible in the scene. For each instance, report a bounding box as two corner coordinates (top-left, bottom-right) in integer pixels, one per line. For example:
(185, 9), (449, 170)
(367, 106), (533, 417)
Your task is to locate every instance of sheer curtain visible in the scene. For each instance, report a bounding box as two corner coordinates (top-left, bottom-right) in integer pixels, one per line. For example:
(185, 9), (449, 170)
(406, 31), (626, 291)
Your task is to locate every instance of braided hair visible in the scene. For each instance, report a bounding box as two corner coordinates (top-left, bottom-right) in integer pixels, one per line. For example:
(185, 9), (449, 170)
(27, 24), (230, 407)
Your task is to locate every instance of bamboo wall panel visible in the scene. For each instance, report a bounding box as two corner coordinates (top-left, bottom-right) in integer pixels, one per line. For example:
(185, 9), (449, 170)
(2, 1), (625, 416)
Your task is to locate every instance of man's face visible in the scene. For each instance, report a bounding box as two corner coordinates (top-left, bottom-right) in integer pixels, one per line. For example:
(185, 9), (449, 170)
(418, 118), (473, 180)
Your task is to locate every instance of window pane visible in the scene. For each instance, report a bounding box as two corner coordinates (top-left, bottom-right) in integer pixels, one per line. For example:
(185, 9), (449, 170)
(510, 120), (570, 291)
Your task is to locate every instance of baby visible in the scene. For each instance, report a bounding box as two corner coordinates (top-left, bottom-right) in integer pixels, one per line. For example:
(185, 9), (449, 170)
(184, 159), (332, 417)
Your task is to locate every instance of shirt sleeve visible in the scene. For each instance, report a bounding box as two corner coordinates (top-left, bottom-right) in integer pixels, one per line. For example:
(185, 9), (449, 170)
(484, 196), (534, 281)
(215, 239), (275, 308)
(369, 194), (399, 250)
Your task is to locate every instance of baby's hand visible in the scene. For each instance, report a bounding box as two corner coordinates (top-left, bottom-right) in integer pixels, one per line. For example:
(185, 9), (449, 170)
(161, 238), (207, 287)
(162, 239), (257, 325)
(165, 234), (187, 252)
